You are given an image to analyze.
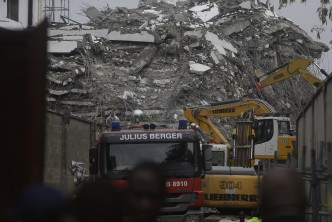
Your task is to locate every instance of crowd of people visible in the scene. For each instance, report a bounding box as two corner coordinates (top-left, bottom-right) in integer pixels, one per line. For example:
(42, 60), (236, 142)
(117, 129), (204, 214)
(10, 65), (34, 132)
(6, 163), (306, 222)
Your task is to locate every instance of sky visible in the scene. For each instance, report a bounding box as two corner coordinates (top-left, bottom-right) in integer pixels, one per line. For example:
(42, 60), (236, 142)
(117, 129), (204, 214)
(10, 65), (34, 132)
(271, 0), (332, 73)
(64, 0), (331, 73)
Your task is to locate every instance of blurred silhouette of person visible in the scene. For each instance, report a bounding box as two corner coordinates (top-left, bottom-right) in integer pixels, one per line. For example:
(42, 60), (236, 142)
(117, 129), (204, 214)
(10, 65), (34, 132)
(68, 181), (123, 222)
(124, 162), (166, 222)
(8, 184), (68, 222)
(261, 167), (306, 222)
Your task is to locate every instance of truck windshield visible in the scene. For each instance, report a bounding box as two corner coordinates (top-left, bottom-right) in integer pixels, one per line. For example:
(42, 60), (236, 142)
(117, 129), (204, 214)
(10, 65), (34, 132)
(103, 142), (196, 177)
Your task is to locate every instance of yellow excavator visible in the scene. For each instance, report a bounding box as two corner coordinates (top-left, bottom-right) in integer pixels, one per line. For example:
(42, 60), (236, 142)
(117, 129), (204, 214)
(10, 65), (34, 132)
(184, 98), (294, 161)
(255, 58), (328, 91)
(185, 98), (295, 209)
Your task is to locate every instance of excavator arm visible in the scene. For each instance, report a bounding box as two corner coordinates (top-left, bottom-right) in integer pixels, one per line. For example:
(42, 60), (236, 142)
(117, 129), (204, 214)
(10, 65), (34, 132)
(256, 58), (326, 91)
(184, 98), (275, 146)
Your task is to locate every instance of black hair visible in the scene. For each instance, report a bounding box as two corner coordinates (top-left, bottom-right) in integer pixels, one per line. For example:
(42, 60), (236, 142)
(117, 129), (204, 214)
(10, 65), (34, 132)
(127, 161), (166, 193)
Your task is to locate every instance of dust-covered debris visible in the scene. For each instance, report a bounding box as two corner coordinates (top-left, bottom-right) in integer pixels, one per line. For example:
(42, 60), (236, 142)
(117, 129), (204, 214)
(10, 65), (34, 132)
(45, 0), (329, 141)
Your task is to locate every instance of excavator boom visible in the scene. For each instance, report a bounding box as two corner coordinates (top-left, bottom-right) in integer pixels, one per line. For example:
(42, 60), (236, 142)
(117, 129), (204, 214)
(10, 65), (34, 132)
(257, 58), (323, 90)
(184, 98), (275, 146)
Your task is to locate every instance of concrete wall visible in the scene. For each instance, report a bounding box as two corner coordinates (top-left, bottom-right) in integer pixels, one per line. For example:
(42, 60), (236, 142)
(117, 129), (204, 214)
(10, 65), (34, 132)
(296, 74), (332, 222)
(43, 111), (102, 193)
(296, 74), (332, 168)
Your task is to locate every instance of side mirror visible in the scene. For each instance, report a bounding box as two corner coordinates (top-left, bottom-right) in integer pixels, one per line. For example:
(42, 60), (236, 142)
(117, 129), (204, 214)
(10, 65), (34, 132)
(202, 144), (212, 171)
(89, 147), (98, 175)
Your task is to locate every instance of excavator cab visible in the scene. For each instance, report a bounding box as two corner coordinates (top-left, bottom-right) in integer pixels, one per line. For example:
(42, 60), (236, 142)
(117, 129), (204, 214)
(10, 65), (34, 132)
(254, 115), (294, 161)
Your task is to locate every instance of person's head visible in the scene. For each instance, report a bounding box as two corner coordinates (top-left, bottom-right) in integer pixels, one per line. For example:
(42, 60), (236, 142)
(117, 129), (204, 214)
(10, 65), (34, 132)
(69, 181), (123, 222)
(125, 162), (166, 222)
(9, 184), (68, 222)
(261, 167), (305, 221)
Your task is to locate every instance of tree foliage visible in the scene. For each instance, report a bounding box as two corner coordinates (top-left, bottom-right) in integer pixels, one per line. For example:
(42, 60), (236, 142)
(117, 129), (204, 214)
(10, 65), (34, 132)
(279, 0), (332, 38)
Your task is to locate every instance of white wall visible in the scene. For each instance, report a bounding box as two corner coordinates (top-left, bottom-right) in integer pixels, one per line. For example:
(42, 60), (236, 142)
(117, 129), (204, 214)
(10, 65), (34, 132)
(32, 0), (44, 26)
(18, 0), (29, 26)
(0, 1), (7, 18)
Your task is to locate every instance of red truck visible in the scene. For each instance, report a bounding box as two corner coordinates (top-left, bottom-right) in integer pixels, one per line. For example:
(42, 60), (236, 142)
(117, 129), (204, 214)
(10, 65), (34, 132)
(89, 120), (212, 222)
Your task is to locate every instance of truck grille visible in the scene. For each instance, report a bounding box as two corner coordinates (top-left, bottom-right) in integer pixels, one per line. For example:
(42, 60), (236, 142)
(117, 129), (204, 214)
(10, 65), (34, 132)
(159, 193), (198, 214)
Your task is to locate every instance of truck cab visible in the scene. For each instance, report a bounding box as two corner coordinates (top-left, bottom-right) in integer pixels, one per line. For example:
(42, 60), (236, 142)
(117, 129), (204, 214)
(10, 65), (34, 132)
(90, 120), (212, 222)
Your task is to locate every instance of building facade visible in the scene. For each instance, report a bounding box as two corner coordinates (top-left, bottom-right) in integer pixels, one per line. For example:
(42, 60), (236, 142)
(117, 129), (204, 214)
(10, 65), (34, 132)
(0, 0), (43, 28)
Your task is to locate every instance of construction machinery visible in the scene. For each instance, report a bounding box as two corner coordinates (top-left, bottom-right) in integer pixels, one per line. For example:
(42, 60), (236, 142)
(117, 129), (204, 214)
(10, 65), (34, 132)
(255, 58), (328, 91)
(184, 98), (295, 161)
(184, 98), (295, 209)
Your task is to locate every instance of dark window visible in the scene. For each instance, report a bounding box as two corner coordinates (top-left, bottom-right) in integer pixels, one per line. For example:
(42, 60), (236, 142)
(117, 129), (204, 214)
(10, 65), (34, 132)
(7, 0), (19, 22)
(212, 150), (225, 166)
(278, 121), (290, 135)
(255, 119), (274, 144)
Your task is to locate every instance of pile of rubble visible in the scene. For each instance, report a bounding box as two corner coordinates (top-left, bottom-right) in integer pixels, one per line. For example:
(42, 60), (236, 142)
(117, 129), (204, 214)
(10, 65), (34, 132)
(46, 0), (328, 137)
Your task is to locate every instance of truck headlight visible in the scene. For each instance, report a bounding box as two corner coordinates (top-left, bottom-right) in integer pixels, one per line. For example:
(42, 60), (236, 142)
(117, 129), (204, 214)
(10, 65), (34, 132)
(184, 215), (200, 222)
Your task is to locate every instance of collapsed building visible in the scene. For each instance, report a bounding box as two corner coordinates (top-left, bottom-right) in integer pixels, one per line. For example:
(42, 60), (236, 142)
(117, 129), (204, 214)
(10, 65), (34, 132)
(46, 0), (329, 140)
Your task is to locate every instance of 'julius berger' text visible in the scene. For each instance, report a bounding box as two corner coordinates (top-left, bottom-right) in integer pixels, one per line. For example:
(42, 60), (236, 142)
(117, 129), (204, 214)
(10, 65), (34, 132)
(119, 133), (183, 141)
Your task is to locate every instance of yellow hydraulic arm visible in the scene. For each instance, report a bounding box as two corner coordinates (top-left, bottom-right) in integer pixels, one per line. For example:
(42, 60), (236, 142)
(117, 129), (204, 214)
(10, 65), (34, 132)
(183, 98), (274, 147)
(256, 58), (328, 90)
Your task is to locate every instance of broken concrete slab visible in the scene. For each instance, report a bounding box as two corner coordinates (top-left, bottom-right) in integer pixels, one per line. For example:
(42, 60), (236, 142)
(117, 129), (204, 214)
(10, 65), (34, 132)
(49, 89), (69, 96)
(221, 20), (251, 36)
(205, 32), (238, 55)
(48, 41), (77, 53)
(240, 1), (252, 10)
(210, 51), (220, 64)
(50, 35), (84, 41)
(84, 7), (103, 22)
(48, 29), (109, 39)
(184, 30), (203, 38)
(59, 101), (94, 106)
(70, 89), (90, 94)
(189, 62), (211, 74)
(132, 45), (158, 74)
(190, 3), (219, 22)
(264, 9), (278, 18)
(173, 13), (189, 22)
(107, 31), (155, 42)
(139, 21), (149, 30)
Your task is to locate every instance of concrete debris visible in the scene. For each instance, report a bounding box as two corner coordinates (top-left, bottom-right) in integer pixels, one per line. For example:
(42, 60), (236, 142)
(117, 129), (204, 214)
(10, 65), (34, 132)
(59, 101), (94, 106)
(107, 31), (155, 42)
(210, 51), (220, 64)
(184, 30), (203, 38)
(189, 3), (219, 22)
(205, 32), (237, 55)
(45, 0), (329, 137)
(239, 1), (252, 9)
(47, 41), (78, 53)
(48, 29), (109, 38)
(189, 62), (211, 74)
(221, 20), (251, 36)
(49, 89), (69, 96)
(132, 45), (158, 74)
(84, 7), (103, 22)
